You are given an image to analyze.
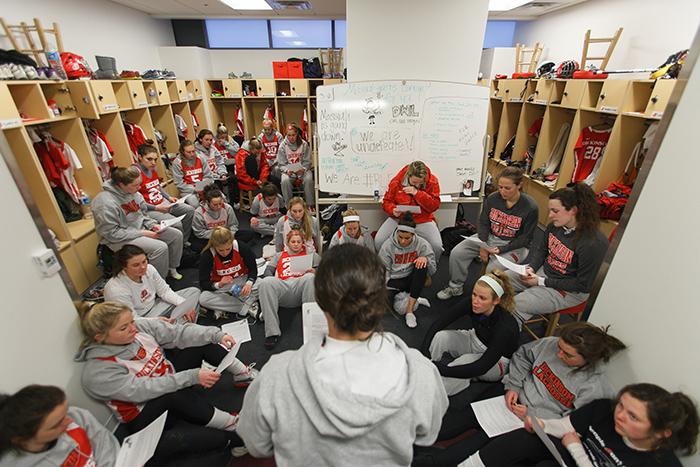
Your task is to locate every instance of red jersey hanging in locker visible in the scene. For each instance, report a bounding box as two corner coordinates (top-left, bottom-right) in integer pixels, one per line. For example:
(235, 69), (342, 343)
(571, 126), (612, 185)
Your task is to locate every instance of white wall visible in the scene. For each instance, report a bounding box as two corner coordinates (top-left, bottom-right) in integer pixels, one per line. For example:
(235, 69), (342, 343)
(1, 0), (174, 72)
(346, 0), (489, 83)
(480, 47), (516, 79)
(0, 149), (106, 419)
(514, 0), (700, 73)
(589, 40), (700, 465)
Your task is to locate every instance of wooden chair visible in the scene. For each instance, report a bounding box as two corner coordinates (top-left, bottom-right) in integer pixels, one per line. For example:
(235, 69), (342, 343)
(238, 189), (254, 213)
(522, 300), (587, 340)
(0, 17), (64, 66)
(515, 42), (543, 74)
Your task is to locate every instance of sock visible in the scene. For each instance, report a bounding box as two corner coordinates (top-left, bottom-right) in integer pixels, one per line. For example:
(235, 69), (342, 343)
(416, 297), (431, 309)
(206, 408), (239, 431)
(226, 358), (248, 376)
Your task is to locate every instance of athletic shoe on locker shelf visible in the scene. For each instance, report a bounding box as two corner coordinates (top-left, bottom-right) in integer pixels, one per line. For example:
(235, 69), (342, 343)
(35, 67), (47, 80)
(405, 313), (417, 328)
(0, 64), (11, 79)
(23, 66), (38, 79)
(233, 363), (259, 388)
(119, 70), (140, 79)
(142, 69), (162, 80)
(228, 72), (239, 79)
(162, 69), (176, 79)
(240, 71), (252, 79)
(44, 67), (60, 81)
(437, 285), (463, 300)
(10, 64), (27, 79)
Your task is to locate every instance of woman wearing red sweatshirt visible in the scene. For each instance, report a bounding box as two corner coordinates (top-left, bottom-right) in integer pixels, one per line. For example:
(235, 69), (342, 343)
(374, 161), (443, 260)
(235, 139), (270, 193)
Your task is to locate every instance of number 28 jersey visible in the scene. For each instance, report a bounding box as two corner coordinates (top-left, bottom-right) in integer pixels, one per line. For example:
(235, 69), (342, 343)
(572, 126), (612, 184)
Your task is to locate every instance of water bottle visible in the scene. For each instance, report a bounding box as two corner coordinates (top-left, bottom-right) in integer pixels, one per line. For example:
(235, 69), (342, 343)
(80, 190), (93, 219)
(45, 49), (68, 80)
(230, 283), (242, 296)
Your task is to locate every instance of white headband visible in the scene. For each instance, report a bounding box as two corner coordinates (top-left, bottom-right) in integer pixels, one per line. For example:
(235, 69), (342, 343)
(343, 215), (360, 223)
(396, 225), (416, 234)
(478, 275), (504, 298)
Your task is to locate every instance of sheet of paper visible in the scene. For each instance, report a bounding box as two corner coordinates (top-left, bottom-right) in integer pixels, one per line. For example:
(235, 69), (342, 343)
(439, 194), (453, 202)
(462, 235), (489, 249)
(215, 343), (241, 373)
(159, 214), (186, 230)
(302, 302), (329, 344)
(471, 396), (524, 438)
(221, 320), (252, 345)
(397, 204), (422, 214)
(289, 254), (313, 274)
(262, 244), (276, 259)
(173, 196), (189, 205)
(532, 412), (569, 467)
(115, 411), (167, 467)
(286, 162), (304, 172)
(495, 254), (529, 276)
(256, 259), (268, 276)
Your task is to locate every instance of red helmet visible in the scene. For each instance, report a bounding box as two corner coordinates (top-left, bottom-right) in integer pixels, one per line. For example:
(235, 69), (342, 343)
(556, 60), (579, 79)
(60, 52), (93, 79)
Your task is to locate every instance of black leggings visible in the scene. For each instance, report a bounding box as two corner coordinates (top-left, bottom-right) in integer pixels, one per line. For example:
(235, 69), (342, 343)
(126, 344), (228, 433)
(420, 297), (472, 356)
(387, 266), (428, 301)
(477, 428), (571, 466)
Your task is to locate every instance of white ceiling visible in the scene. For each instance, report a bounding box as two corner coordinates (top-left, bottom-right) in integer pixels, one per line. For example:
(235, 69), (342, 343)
(109, 0), (589, 19)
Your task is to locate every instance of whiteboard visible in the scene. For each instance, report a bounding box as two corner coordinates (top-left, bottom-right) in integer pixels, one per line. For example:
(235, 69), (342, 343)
(316, 80), (490, 196)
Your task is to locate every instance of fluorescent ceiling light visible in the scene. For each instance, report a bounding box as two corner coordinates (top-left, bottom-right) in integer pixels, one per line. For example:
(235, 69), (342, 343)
(488, 0), (529, 11)
(220, 0), (272, 10)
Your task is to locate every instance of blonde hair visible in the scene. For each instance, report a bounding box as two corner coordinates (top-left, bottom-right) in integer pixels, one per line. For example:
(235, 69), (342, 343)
(476, 269), (515, 312)
(287, 197), (313, 241)
(204, 226), (234, 252)
(406, 161), (428, 180)
(77, 301), (131, 347)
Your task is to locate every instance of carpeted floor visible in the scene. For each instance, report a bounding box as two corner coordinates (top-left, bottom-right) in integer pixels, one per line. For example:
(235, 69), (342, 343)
(152, 204), (545, 467)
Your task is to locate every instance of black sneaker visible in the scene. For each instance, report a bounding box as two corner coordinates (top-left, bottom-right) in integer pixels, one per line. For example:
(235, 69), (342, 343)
(264, 335), (280, 350)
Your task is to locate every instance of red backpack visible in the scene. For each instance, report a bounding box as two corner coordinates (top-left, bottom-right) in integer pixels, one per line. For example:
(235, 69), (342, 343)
(60, 52), (93, 79)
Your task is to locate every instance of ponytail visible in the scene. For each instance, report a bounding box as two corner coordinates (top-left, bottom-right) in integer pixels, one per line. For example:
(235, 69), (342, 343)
(558, 322), (626, 370)
(77, 301), (131, 347)
(620, 383), (700, 455)
(204, 226), (234, 253)
(478, 269), (515, 312)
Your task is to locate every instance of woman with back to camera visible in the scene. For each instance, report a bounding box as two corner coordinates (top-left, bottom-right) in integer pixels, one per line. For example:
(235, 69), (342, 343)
(375, 160), (443, 261)
(237, 244), (448, 467)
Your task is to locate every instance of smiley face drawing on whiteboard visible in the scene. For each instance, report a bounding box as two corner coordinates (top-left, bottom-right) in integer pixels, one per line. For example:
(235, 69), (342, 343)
(362, 92), (383, 124)
(332, 139), (347, 157)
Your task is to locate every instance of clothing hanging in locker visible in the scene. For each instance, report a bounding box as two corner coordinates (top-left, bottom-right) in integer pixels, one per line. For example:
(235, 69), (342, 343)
(123, 121), (149, 163)
(85, 126), (114, 180)
(29, 127), (82, 204)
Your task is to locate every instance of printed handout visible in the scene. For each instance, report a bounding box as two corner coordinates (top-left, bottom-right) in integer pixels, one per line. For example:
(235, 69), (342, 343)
(302, 302), (329, 344)
(471, 396), (524, 438)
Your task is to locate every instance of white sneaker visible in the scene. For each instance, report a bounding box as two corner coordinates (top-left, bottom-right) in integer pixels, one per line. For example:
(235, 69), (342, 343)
(405, 313), (417, 328)
(231, 445), (248, 457)
(437, 286), (463, 300)
(168, 269), (182, 280)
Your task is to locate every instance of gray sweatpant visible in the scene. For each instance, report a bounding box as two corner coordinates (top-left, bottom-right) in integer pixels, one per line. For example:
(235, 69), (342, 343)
(183, 193), (199, 207)
(145, 287), (201, 322)
(429, 328), (510, 396)
(251, 219), (277, 237)
(281, 171), (314, 207)
(508, 268), (589, 324)
(447, 235), (528, 288)
(107, 228), (183, 278)
(199, 276), (256, 316)
(146, 201), (195, 242)
(374, 218), (444, 260)
(258, 274), (315, 337)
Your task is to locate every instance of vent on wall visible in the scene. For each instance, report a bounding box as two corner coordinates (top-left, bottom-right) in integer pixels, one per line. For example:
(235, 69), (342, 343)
(268, 0), (313, 9)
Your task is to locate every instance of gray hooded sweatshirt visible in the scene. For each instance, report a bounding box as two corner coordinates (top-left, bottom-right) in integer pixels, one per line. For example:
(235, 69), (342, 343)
(0, 406), (119, 467)
(328, 225), (376, 254)
(92, 180), (157, 245)
(378, 229), (437, 280)
(171, 154), (215, 195)
(237, 333), (448, 467)
(192, 202), (239, 239)
(276, 137), (311, 173)
(502, 336), (615, 419)
(75, 319), (224, 422)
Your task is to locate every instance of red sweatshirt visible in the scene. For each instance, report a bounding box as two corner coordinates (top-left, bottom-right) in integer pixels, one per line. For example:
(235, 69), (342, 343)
(382, 164), (441, 224)
(235, 148), (270, 191)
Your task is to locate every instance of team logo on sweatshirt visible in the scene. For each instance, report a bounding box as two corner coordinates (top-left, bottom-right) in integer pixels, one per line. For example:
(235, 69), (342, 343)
(120, 200), (140, 214)
(546, 233), (574, 274)
(394, 251), (418, 264)
(532, 361), (575, 408)
(489, 208), (523, 238)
